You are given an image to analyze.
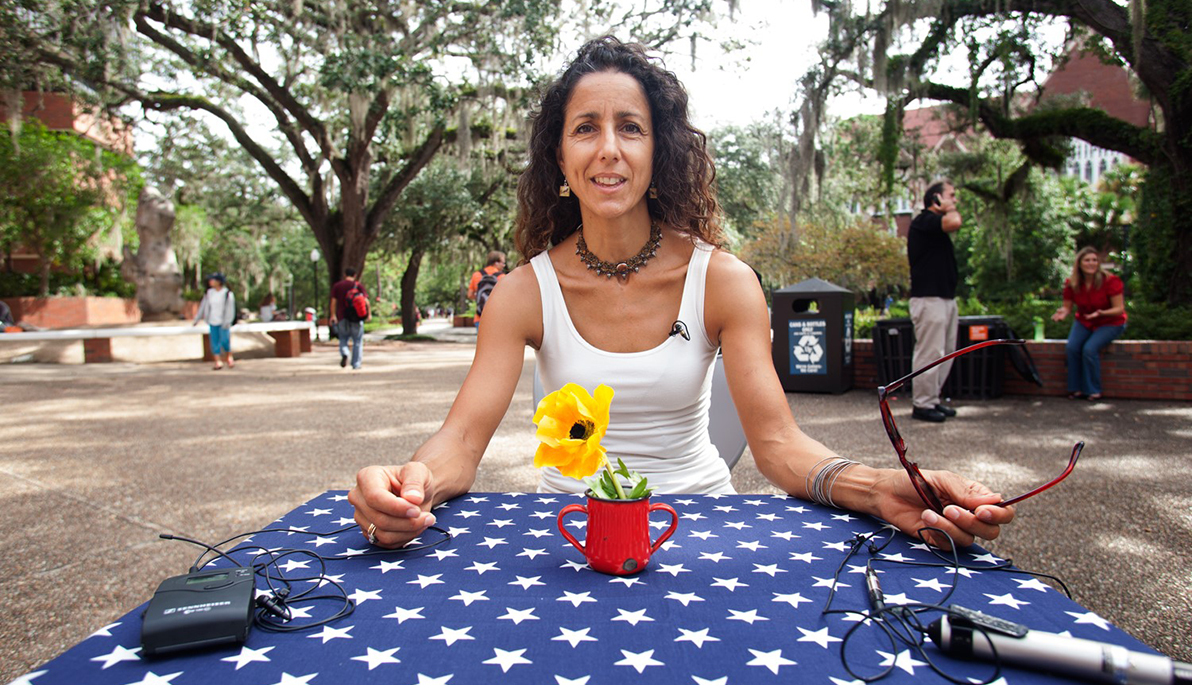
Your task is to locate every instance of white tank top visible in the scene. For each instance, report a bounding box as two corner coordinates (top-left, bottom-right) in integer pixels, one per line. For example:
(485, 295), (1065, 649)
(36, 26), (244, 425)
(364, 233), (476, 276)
(530, 241), (735, 495)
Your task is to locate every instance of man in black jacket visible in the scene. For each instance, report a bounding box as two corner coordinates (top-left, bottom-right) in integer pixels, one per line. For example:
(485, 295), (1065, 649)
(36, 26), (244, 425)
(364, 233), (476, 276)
(907, 181), (962, 422)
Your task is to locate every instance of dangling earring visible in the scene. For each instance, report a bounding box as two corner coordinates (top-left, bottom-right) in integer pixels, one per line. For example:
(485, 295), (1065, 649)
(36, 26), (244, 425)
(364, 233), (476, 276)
(559, 179), (571, 197)
(649, 183), (658, 199)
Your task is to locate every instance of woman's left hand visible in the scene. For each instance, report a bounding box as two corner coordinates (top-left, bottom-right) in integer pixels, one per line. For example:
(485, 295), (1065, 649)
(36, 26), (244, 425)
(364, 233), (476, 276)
(873, 468), (1015, 549)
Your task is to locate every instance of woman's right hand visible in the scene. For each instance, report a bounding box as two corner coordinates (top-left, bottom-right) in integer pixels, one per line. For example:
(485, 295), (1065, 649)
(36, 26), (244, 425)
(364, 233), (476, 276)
(349, 462), (438, 548)
(1051, 306), (1069, 322)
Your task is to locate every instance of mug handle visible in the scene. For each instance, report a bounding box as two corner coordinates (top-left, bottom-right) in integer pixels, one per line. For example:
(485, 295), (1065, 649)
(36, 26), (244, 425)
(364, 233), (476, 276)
(648, 502), (679, 553)
(557, 503), (587, 554)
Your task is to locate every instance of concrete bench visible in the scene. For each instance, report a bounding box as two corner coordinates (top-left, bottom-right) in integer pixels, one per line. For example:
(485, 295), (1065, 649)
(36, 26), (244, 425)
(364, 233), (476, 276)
(0, 321), (314, 363)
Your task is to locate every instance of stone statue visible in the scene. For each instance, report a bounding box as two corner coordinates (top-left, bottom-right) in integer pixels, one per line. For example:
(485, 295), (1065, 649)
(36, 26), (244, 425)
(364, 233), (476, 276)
(122, 186), (184, 321)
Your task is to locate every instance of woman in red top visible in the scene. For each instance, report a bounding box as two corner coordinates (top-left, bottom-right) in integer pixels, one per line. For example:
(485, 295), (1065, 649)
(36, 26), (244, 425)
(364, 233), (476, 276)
(1051, 246), (1127, 400)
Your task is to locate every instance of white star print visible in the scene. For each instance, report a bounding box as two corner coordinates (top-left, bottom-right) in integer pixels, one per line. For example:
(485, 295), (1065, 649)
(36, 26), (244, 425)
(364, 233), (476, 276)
(333, 516), (355, 526)
(797, 626), (843, 648)
(408, 574), (444, 588)
(553, 627), (598, 647)
(498, 607), (539, 624)
(483, 647), (532, 672)
(771, 530), (800, 540)
(789, 551), (823, 563)
(348, 588), (383, 604)
(509, 575), (546, 589)
(560, 559), (589, 572)
(985, 592), (1031, 609)
(615, 649), (665, 673)
(430, 626), (475, 646)
(429, 549), (459, 561)
(305, 508), (332, 516)
(497, 502), (521, 510)
(351, 646), (401, 670)
(812, 576), (849, 588)
(831, 513), (857, 521)
(457, 509), (481, 518)
(1014, 577), (1053, 592)
(413, 674), (453, 685)
(692, 677), (728, 685)
(288, 605), (314, 619)
(772, 591), (813, 608)
(272, 673), (318, 685)
(308, 624), (354, 643)
(744, 498), (765, 505)
(736, 540), (767, 551)
(746, 648), (797, 674)
(885, 592), (914, 605)
(449, 589), (489, 606)
(608, 575), (645, 587)
(554, 676), (590, 685)
(488, 518), (515, 528)
(689, 530), (718, 540)
(613, 608), (654, 625)
(674, 498), (697, 505)
(530, 510), (554, 519)
(446, 526), (470, 537)
(88, 622), (121, 638)
(802, 521), (828, 531)
(221, 645), (275, 670)
(711, 576), (749, 591)
(913, 577), (951, 592)
(125, 672), (184, 685)
(666, 591), (706, 606)
(383, 606), (425, 623)
(558, 591), (598, 607)
(877, 649), (928, 675)
(464, 561), (500, 575)
(536, 496), (558, 503)
(517, 547), (548, 560)
(786, 505), (809, 513)
(756, 512), (780, 521)
(89, 644), (141, 669)
(699, 551), (731, 562)
(523, 528), (552, 538)
(752, 563), (788, 576)
(313, 572), (345, 588)
(1065, 610), (1112, 630)
(656, 563), (691, 576)
(724, 521), (751, 530)
(879, 552), (913, 562)
(713, 505), (738, 513)
(727, 609), (769, 624)
(971, 551), (1003, 564)
(680, 512), (707, 521)
(478, 537), (507, 548)
(822, 540), (851, 551)
(675, 627), (721, 647)
(370, 559), (405, 573)
(306, 535), (339, 547)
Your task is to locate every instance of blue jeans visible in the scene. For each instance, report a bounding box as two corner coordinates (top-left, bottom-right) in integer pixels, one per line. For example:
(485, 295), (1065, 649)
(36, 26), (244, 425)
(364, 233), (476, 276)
(338, 320), (364, 369)
(1066, 322), (1125, 396)
(209, 325), (231, 356)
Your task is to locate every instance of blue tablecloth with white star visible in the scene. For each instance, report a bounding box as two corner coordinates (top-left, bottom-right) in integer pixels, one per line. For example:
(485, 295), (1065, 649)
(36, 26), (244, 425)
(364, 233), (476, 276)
(15, 492), (1161, 685)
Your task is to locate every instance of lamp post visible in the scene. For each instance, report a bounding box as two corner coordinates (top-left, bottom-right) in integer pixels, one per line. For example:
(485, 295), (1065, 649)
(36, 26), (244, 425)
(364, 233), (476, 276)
(310, 248), (320, 341)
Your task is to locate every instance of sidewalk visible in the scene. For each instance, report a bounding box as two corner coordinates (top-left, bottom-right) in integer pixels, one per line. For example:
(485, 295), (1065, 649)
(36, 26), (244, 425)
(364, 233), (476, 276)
(1, 338), (1188, 680)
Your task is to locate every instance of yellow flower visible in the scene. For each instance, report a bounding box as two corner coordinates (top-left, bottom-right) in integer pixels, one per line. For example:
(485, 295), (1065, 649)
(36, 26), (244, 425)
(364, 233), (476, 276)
(532, 383), (614, 480)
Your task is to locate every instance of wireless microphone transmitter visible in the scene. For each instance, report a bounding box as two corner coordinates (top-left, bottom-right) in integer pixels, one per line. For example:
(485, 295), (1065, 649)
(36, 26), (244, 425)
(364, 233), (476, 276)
(141, 566), (255, 657)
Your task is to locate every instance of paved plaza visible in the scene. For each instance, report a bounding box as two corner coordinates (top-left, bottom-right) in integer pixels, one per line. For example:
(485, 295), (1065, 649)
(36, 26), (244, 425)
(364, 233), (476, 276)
(1, 324), (1189, 680)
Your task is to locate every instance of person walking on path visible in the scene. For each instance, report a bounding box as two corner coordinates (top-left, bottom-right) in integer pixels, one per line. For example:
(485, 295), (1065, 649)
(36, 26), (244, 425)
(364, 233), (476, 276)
(1051, 246), (1127, 401)
(330, 267), (369, 370)
(468, 251), (507, 327)
(908, 180), (962, 423)
(193, 272), (236, 370)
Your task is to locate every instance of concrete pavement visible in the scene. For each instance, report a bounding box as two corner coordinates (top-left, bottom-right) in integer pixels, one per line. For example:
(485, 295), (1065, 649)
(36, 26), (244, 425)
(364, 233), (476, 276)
(1, 325), (1189, 680)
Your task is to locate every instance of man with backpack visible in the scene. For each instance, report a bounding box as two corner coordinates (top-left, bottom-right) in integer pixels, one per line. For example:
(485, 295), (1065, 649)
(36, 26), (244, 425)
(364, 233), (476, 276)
(330, 267), (371, 370)
(468, 251), (506, 327)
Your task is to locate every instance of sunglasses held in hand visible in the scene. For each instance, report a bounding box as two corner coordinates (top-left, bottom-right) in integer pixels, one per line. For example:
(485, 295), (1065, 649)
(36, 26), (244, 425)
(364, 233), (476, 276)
(878, 339), (1083, 515)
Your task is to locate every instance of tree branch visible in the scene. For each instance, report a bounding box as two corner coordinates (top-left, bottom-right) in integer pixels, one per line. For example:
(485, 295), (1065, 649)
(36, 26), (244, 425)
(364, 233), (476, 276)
(365, 126), (445, 238)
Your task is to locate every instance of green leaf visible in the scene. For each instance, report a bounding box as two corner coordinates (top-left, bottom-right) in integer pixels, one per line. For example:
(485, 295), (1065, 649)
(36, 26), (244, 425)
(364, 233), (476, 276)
(584, 475), (613, 500)
(628, 477), (651, 500)
(615, 457), (631, 478)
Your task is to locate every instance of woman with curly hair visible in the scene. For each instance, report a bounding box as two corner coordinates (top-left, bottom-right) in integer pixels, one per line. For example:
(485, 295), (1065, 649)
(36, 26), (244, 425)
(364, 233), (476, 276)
(350, 37), (1014, 550)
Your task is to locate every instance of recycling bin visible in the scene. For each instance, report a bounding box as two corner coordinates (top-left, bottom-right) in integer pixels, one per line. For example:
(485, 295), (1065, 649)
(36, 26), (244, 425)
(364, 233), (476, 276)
(770, 278), (855, 394)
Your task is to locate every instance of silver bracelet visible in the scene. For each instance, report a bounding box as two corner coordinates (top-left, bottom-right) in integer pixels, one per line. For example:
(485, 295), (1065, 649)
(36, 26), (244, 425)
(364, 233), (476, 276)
(808, 458), (860, 508)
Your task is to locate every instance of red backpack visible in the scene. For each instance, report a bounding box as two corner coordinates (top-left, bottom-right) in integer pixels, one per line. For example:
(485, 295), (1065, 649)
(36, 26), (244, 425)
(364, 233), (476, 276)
(345, 284), (370, 322)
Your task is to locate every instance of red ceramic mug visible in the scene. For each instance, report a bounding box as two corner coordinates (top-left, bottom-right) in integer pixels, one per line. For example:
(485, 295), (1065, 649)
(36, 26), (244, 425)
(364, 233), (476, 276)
(557, 492), (679, 575)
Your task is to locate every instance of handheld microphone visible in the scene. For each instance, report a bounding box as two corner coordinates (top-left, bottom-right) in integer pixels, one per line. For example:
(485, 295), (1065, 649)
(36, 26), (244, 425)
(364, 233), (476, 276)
(928, 608), (1192, 685)
(669, 320), (690, 340)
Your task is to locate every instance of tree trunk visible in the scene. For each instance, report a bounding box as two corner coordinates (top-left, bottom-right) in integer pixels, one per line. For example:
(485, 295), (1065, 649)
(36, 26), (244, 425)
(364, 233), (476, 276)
(39, 259), (50, 297)
(401, 247), (424, 335)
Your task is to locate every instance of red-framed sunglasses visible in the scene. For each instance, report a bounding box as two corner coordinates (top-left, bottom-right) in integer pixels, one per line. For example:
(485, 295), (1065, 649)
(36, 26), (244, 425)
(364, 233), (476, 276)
(877, 338), (1083, 515)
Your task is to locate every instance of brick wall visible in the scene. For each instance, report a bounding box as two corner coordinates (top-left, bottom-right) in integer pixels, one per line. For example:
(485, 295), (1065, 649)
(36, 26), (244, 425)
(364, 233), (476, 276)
(2, 297), (199, 328)
(851, 339), (1191, 401)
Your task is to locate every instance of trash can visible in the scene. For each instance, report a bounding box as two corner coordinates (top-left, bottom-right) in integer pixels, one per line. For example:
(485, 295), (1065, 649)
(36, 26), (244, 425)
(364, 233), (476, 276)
(944, 315), (1010, 399)
(873, 315), (1014, 399)
(770, 278), (855, 394)
(873, 318), (915, 389)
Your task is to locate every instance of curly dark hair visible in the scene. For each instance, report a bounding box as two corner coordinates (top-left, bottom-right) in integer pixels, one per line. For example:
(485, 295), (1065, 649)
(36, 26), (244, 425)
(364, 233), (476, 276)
(514, 36), (723, 261)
